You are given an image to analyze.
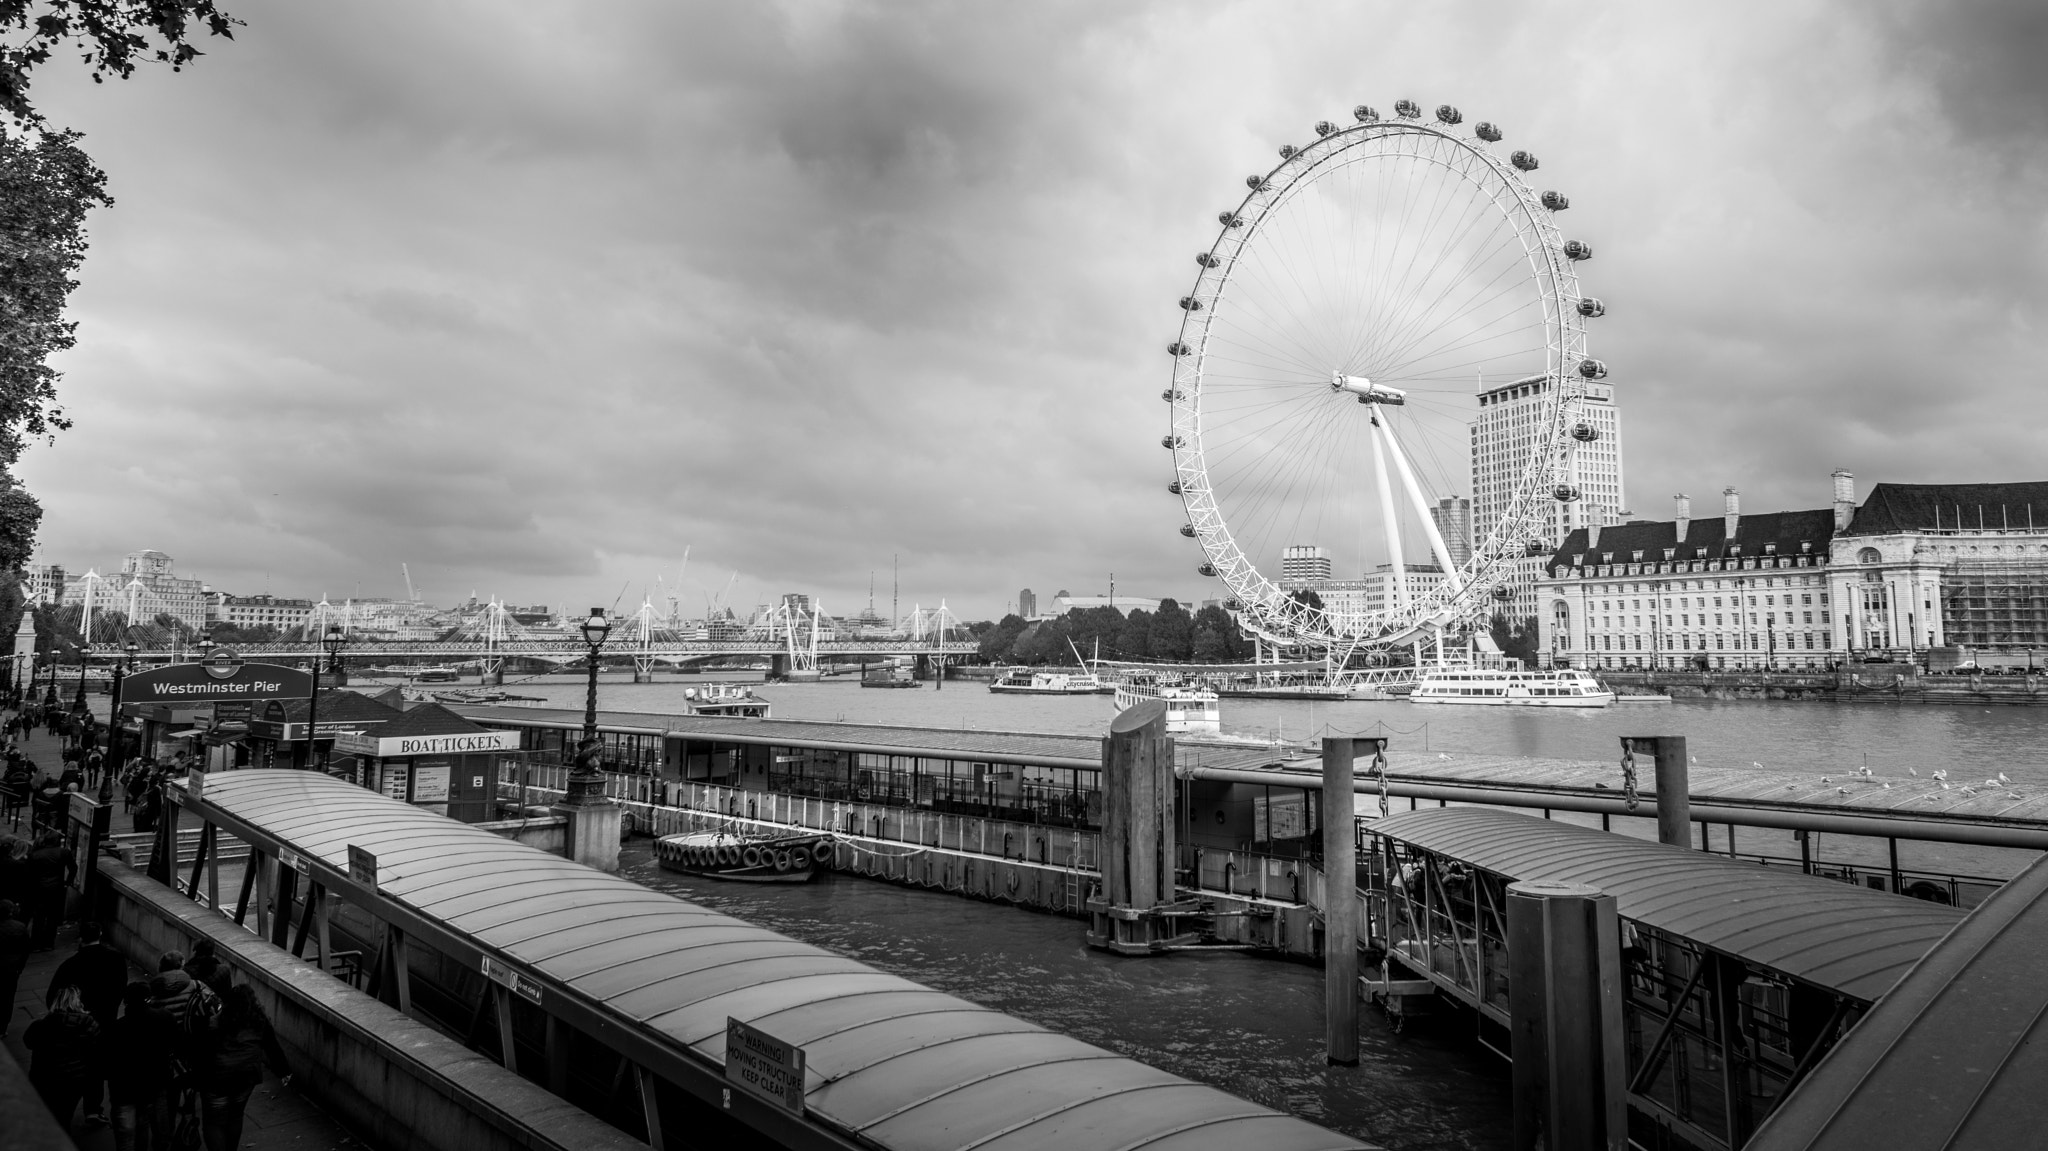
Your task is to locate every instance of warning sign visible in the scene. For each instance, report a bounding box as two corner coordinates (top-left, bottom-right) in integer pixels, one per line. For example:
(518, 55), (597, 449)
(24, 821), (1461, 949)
(725, 1017), (805, 1115)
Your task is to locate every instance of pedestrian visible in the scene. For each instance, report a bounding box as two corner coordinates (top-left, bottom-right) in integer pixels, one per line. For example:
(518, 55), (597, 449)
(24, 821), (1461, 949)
(51, 921), (130, 1124)
(26, 829), (74, 950)
(124, 764), (148, 815)
(0, 898), (29, 1037)
(106, 980), (176, 1151)
(184, 940), (233, 1000)
(24, 983), (101, 1129)
(145, 951), (221, 1038)
(196, 984), (290, 1151)
(0, 832), (28, 906)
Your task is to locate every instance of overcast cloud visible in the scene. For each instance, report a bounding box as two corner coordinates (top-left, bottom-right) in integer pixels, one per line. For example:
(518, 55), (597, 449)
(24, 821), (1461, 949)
(15, 0), (2047, 619)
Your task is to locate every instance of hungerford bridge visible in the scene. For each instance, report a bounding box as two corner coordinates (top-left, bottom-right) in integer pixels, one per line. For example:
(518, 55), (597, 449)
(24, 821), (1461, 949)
(75, 601), (977, 682)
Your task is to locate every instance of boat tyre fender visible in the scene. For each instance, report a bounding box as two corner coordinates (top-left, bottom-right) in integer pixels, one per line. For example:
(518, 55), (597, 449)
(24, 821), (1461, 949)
(773, 850), (794, 874)
(718, 845), (737, 867)
(742, 846), (764, 869)
(809, 840), (833, 867)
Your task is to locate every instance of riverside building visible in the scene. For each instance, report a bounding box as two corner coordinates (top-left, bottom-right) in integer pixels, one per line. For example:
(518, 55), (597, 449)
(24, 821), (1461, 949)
(1827, 476), (2048, 657)
(1536, 486), (1838, 671)
(1471, 375), (1622, 551)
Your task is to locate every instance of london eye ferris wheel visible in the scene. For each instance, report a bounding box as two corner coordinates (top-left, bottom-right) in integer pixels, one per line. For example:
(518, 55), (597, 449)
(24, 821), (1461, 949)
(1164, 99), (1607, 654)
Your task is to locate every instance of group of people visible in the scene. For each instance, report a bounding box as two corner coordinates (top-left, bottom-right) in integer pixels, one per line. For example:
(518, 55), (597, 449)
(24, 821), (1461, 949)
(10, 919), (291, 1150)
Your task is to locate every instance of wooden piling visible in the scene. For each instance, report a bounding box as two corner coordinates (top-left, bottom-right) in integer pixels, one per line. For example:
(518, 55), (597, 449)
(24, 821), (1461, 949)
(1507, 880), (1627, 1151)
(1087, 700), (1192, 954)
(1322, 736), (1358, 1066)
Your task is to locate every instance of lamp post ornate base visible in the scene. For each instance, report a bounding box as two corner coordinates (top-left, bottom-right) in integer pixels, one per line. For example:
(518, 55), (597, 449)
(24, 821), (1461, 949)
(552, 796), (622, 873)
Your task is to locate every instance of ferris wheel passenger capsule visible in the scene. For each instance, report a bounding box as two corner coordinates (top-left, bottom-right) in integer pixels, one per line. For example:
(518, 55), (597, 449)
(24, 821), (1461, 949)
(1435, 105), (1462, 125)
(1475, 122), (1503, 142)
(1196, 252), (1220, 268)
(1571, 423), (1600, 442)
(1162, 389), (1184, 402)
(1198, 563), (1218, 577)
(1353, 104), (1379, 122)
(1246, 174), (1269, 191)
(1564, 239), (1593, 261)
(1179, 296), (1204, 312)
(1576, 297), (1605, 318)
(1511, 150), (1539, 171)
(1180, 524), (1197, 538)
(1314, 120), (1337, 137)
(1167, 341), (1192, 356)
(1577, 358), (1609, 379)
(1394, 99), (1422, 119)
(1163, 435), (1184, 449)
(1541, 190), (1569, 211)
(1223, 599), (1241, 611)
(1167, 480), (1183, 495)
(1218, 211), (1243, 228)
(1278, 144), (1297, 159)
(1553, 484), (1582, 503)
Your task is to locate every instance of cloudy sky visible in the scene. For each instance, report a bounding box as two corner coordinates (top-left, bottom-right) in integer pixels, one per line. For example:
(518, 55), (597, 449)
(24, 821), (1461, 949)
(16, 0), (2047, 621)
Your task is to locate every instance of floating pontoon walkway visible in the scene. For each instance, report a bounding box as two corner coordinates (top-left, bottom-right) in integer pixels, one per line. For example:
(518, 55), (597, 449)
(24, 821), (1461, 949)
(179, 770), (1367, 1151)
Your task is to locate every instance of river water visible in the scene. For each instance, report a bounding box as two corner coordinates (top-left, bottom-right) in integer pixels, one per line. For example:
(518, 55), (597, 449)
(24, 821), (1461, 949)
(384, 671), (2048, 1149)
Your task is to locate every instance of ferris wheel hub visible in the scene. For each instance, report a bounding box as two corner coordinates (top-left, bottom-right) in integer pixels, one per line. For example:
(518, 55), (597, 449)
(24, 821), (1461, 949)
(1330, 372), (1407, 405)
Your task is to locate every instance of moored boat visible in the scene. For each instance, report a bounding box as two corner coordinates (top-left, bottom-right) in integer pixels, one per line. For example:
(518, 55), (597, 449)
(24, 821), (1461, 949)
(1112, 674), (1222, 733)
(684, 682), (771, 717)
(1408, 667), (1614, 708)
(987, 667), (1106, 695)
(654, 830), (833, 883)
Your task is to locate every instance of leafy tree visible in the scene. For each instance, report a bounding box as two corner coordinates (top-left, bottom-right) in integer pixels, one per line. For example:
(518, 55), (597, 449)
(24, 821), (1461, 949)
(978, 613), (1027, 662)
(1287, 588), (1325, 613)
(0, 1), (242, 125)
(1149, 598), (1194, 661)
(1116, 608), (1153, 662)
(1489, 612), (1541, 668)
(1190, 604), (1250, 663)
(1063, 606), (1126, 663)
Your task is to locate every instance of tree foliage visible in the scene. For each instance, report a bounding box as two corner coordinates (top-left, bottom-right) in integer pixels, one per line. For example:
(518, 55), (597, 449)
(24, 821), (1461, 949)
(1489, 612), (1541, 668)
(0, 0), (241, 125)
(980, 600), (1239, 666)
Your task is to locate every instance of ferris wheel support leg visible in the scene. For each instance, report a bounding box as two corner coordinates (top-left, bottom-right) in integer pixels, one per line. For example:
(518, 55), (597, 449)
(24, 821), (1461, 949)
(1376, 413), (1468, 595)
(1368, 414), (1409, 611)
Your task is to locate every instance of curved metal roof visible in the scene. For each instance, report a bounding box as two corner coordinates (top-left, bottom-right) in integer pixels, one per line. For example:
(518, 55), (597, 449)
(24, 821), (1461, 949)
(197, 771), (1365, 1151)
(1745, 852), (2048, 1151)
(1367, 807), (1963, 1002)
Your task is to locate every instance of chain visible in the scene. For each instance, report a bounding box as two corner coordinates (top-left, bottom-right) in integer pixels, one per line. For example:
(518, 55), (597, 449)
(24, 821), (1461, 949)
(1372, 741), (1390, 816)
(1620, 738), (1640, 812)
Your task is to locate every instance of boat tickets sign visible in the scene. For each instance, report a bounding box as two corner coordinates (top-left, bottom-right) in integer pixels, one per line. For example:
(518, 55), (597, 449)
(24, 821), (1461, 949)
(118, 660), (313, 704)
(331, 730), (521, 759)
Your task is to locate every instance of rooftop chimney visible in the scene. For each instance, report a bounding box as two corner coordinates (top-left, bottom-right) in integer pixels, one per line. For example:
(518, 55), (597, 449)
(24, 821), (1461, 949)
(1832, 468), (1855, 531)
(1723, 487), (1740, 541)
(1587, 520), (1602, 549)
(1674, 493), (1692, 544)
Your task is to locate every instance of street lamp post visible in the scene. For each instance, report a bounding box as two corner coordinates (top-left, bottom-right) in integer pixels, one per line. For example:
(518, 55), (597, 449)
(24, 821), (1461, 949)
(107, 642), (138, 783)
(566, 607), (611, 805)
(302, 623), (347, 774)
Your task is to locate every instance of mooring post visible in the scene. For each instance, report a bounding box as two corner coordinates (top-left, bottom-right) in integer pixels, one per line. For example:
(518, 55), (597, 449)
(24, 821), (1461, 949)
(1507, 880), (1627, 1151)
(1322, 735), (1358, 1066)
(1087, 700), (1180, 954)
(1623, 735), (1690, 848)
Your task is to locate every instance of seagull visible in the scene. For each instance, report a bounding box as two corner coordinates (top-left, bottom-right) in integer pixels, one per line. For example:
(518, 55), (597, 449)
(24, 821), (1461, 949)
(1856, 766), (1873, 777)
(2010, 792), (2025, 800)
(1961, 787), (1978, 796)
(1785, 784), (1798, 791)
(1820, 776), (1832, 784)
(1690, 756), (1699, 764)
(1753, 762), (1765, 769)
(1909, 766), (1919, 776)
(1941, 782), (1951, 790)
(1882, 781), (1893, 789)
(1437, 753), (1451, 761)
(1986, 779), (2002, 787)
(1837, 787), (1849, 795)
(1932, 769), (1949, 781)
(1999, 772), (2011, 784)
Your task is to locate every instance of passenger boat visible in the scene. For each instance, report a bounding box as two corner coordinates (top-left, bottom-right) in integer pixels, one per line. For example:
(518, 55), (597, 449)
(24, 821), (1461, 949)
(683, 682), (771, 718)
(1408, 667), (1614, 708)
(1112, 674), (1222, 733)
(410, 665), (463, 683)
(861, 665), (920, 689)
(987, 667), (1106, 695)
(653, 830), (833, 883)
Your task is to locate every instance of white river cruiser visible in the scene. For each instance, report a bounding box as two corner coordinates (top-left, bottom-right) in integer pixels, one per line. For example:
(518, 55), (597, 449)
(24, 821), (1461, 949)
(1408, 667), (1614, 708)
(987, 667), (1106, 695)
(1112, 674), (1223, 733)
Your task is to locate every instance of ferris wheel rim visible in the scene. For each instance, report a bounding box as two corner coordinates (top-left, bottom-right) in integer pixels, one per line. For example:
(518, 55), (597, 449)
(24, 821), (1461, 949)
(1167, 110), (1594, 648)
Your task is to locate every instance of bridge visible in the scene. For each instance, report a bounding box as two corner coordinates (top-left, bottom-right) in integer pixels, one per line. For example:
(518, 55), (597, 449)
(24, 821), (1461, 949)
(78, 636), (979, 681)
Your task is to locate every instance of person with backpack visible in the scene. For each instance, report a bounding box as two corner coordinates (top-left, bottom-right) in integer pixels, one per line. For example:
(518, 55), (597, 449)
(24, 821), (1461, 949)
(24, 983), (101, 1129)
(196, 984), (291, 1151)
(184, 940), (233, 1000)
(105, 981), (176, 1151)
(50, 922), (130, 1124)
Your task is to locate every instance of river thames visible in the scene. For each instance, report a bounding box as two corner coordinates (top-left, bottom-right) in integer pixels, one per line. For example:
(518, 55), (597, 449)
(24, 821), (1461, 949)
(384, 671), (2048, 1149)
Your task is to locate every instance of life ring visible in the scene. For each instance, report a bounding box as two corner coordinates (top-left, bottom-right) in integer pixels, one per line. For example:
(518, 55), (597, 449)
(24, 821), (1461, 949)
(809, 841), (833, 867)
(773, 850), (794, 873)
(1905, 880), (1952, 905)
(742, 846), (764, 869)
(1005, 870), (1021, 896)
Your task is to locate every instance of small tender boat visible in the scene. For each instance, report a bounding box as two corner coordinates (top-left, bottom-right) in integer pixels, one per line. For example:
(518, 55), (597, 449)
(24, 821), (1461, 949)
(683, 682), (771, 718)
(654, 830), (833, 883)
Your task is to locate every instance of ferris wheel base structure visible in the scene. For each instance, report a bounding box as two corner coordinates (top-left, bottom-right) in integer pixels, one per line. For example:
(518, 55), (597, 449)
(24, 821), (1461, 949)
(1162, 99), (1607, 658)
